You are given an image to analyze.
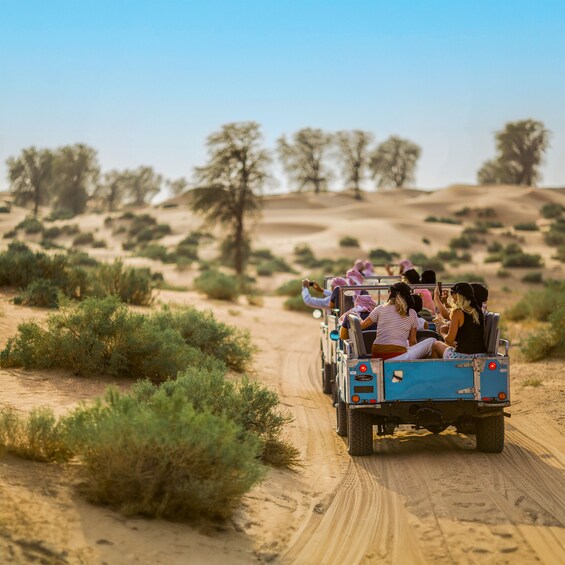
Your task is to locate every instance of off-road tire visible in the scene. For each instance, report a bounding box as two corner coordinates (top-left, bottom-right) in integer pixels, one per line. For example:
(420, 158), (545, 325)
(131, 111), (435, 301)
(323, 362), (333, 394)
(476, 413), (505, 453)
(336, 399), (347, 437)
(347, 408), (373, 456)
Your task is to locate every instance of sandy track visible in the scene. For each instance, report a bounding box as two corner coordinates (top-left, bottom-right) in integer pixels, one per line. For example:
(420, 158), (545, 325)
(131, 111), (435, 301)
(275, 328), (565, 565)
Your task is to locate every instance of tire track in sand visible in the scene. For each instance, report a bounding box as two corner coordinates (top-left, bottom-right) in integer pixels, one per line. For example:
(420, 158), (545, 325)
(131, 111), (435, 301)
(278, 341), (565, 565)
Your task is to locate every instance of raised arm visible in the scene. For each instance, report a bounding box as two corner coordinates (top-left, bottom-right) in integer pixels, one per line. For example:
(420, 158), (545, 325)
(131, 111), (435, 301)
(433, 285), (449, 319)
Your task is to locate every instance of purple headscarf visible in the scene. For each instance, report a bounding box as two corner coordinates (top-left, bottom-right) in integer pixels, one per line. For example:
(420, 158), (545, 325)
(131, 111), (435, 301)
(339, 294), (377, 324)
(346, 268), (364, 286)
(399, 259), (413, 274)
(331, 276), (347, 290)
(363, 260), (375, 276)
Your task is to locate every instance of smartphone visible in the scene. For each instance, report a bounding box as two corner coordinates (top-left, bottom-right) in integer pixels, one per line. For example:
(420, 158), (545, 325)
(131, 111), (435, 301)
(437, 281), (442, 296)
(309, 281), (314, 287)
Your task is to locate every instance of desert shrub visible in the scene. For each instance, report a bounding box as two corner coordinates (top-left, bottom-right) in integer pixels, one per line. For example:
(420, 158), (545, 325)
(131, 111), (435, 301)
(455, 207), (471, 217)
(120, 211), (136, 220)
(482, 220), (504, 228)
(67, 251), (99, 268)
(463, 223), (489, 235)
(544, 219), (565, 247)
(194, 270), (239, 301)
(122, 239), (136, 251)
(3, 230), (17, 239)
(477, 207), (497, 218)
(0, 406), (71, 462)
(540, 203), (564, 219)
(283, 294), (313, 312)
(94, 261), (153, 305)
(92, 240), (107, 248)
(0, 296), (224, 381)
(104, 216), (113, 226)
(60, 224), (80, 236)
(162, 202), (178, 208)
(339, 236), (360, 247)
(514, 222), (539, 231)
(505, 283), (564, 322)
(487, 240), (503, 253)
(424, 216), (461, 225)
(138, 368), (299, 468)
(256, 263), (273, 277)
(45, 209), (75, 221)
(369, 248), (398, 263)
(521, 330), (557, 362)
(151, 306), (253, 372)
(497, 269), (511, 278)
(22, 279), (60, 308)
(175, 240), (198, 261)
(0, 205), (11, 213)
(422, 237), (430, 245)
(138, 244), (170, 262)
(63, 386), (264, 520)
(443, 272), (485, 283)
(129, 213), (157, 235)
(219, 236), (251, 269)
(522, 272), (543, 284)
(504, 242), (523, 255)
(43, 226), (61, 239)
(40, 239), (64, 250)
(420, 256), (445, 273)
(276, 278), (302, 296)
(449, 236), (472, 249)
(502, 253), (543, 268)
(16, 217), (43, 234)
(73, 232), (95, 246)
(484, 254), (502, 263)
(250, 248), (274, 261)
(554, 246), (565, 263)
(436, 249), (458, 261)
(294, 243), (318, 268)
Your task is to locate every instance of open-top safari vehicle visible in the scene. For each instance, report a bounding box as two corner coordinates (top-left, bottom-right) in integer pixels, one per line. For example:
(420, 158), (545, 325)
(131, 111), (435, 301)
(328, 284), (510, 456)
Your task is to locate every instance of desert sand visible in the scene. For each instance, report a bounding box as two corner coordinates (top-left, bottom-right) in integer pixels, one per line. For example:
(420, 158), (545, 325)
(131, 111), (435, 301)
(0, 184), (564, 564)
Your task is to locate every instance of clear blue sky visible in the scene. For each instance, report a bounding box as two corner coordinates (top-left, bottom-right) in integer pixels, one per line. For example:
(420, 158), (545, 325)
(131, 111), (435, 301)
(1, 0), (564, 194)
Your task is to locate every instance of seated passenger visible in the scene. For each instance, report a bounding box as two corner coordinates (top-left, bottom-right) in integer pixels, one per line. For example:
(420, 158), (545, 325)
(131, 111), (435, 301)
(403, 268), (434, 311)
(328, 276), (349, 310)
(363, 260), (375, 276)
(431, 282), (487, 359)
(360, 282), (435, 361)
(412, 294), (429, 330)
(385, 258), (413, 276)
(339, 294), (377, 339)
(302, 277), (345, 310)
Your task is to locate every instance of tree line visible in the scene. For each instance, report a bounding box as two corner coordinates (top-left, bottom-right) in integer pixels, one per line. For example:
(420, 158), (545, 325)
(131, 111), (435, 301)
(5, 119), (551, 275)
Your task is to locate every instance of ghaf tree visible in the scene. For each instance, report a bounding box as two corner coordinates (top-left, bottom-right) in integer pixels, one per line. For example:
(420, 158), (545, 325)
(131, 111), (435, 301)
(191, 122), (271, 275)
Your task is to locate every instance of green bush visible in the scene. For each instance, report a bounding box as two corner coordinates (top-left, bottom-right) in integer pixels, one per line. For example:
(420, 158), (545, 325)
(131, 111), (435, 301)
(3, 230), (17, 239)
(497, 269), (511, 278)
(151, 306), (253, 372)
(276, 278), (303, 296)
(67, 251), (99, 267)
(487, 240), (503, 253)
(138, 244), (170, 262)
(16, 217), (44, 234)
(339, 236), (360, 247)
(505, 242), (523, 255)
(0, 296), (223, 381)
(64, 386), (264, 520)
(422, 237), (430, 245)
(94, 261), (153, 305)
(436, 249), (458, 261)
(40, 239), (64, 250)
(455, 207), (471, 217)
(522, 272), (543, 284)
(43, 226), (61, 239)
(424, 216), (461, 225)
(251, 248), (274, 261)
(256, 262), (273, 276)
(514, 222), (539, 231)
(283, 294), (313, 312)
(45, 209), (75, 221)
(544, 219), (565, 246)
(477, 207), (497, 218)
(540, 203), (564, 219)
(0, 205), (11, 213)
(554, 246), (565, 263)
(22, 279), (60, 308)
(502, 253), (543, 268)
(73, 232), (95, 246)
(369, 248), (398, 262)
(92, 239), (107, 248)
(0, 405), (71, 462)
(60, 224), (80, 236)
(194, 270), (239, 301)
(484, 254), (502, 263)
(449, 236), (472, 249)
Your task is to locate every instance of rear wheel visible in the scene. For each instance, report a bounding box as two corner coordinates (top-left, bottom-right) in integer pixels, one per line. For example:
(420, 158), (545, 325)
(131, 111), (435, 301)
(336, 399), (347, 437)
(476, 413), (505, 453)
(323, 362), (333, 394)
(347, 409), (373, 456)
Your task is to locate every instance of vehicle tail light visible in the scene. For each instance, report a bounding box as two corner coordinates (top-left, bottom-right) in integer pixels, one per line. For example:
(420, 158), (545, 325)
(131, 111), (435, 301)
(352, 395), (360, 403)
(482, 397), (491, 401)
(498, 392), (507, 401)
(359, 364), (368, 373)
(488, 362), (497, 371)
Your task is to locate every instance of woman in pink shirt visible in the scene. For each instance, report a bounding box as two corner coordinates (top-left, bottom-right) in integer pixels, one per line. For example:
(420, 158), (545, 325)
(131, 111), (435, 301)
(360, 282), (435, 361)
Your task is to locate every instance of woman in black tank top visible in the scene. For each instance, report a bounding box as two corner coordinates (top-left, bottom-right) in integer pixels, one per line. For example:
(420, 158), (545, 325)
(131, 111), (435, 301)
(431, 282), (487, 359)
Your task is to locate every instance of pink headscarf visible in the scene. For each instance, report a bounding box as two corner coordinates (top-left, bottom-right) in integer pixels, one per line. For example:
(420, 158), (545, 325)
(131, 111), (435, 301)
(363, 260), (375, 276)
(353, 259), (365, 272)
(339, 294), (377, 324)
(346, 268), (364, 286)
(399, 259), (413, 274)
(331, 276), (347, 290)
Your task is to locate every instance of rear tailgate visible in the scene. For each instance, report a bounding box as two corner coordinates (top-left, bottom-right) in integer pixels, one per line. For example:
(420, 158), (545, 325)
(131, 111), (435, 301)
(383, 359), (476, 401)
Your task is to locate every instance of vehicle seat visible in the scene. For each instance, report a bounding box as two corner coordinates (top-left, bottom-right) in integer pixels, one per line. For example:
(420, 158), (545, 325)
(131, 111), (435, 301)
(348, 314), (372, 359)
(362, 330), (376, 352)
(416, 329), (441, 342)
(483, 312), (500, 355)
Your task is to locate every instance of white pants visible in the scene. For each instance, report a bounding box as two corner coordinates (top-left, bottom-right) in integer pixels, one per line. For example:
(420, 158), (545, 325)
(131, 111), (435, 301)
(388, 338), (435, 361)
